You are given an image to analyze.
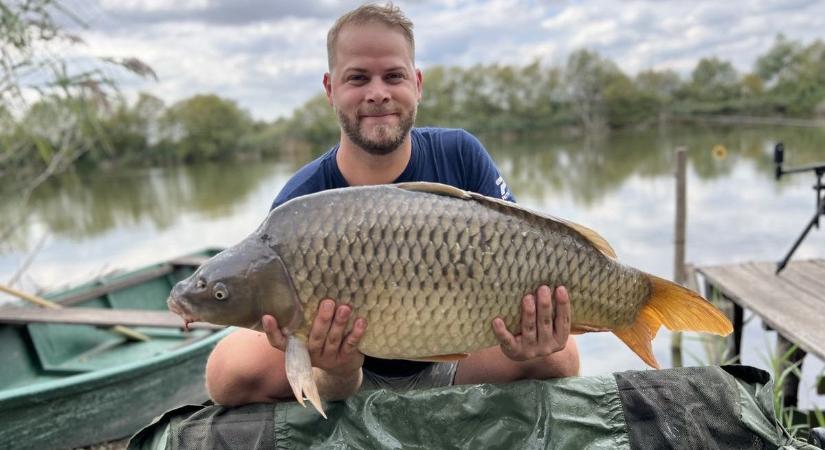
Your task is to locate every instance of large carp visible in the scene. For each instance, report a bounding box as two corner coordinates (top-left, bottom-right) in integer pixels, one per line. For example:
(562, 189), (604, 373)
(168, 182), (732, 416)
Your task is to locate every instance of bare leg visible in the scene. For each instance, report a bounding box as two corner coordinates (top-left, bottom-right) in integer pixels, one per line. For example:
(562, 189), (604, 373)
(205, 329), (292, 406)
(454, 336), (579, 385)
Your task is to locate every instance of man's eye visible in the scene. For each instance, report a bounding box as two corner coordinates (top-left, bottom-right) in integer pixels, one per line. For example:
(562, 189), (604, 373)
(348, 75), (366, 83)
(386, 73), (404, 82)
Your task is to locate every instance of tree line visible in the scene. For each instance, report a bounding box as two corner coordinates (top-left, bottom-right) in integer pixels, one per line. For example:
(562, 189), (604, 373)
(3, 34), (824, 185)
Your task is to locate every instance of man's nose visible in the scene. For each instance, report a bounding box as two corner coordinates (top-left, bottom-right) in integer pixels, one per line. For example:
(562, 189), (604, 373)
(365, 80), (390, 104)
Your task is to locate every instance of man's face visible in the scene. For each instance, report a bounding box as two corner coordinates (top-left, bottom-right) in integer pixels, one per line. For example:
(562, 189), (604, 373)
(324, 22), (422, 155)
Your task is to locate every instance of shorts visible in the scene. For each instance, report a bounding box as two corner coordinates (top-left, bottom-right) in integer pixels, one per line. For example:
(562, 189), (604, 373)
(360, 361), (459, 392)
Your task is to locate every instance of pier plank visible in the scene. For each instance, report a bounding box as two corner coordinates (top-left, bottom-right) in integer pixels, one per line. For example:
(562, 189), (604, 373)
(696, 259), (825, 360)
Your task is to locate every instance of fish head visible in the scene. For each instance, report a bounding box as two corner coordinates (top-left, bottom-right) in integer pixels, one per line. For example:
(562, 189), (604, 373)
(168, 236), (301, 332)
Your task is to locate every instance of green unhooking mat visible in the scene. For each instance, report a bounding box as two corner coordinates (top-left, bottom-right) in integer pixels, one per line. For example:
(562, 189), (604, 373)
(128, 365), (820, 449)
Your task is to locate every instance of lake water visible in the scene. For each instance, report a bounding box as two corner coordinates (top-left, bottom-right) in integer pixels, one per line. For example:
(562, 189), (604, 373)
(1, 125), (823, 408)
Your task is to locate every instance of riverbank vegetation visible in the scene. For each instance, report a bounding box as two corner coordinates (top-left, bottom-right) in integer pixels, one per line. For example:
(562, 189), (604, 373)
(3, 35), (825, 188)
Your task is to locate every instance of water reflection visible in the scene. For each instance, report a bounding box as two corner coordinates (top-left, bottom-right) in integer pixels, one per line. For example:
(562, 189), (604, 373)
(490, 126), (821, 204)
(2, 161), (280, 250)
(1, 125), (823, 250)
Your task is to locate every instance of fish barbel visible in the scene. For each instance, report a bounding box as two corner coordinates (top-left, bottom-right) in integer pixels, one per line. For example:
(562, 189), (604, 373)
(168, 182), (732, 416)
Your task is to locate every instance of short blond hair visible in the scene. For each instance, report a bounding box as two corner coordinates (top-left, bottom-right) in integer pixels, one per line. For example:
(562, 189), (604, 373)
(326, 2), (415, 71)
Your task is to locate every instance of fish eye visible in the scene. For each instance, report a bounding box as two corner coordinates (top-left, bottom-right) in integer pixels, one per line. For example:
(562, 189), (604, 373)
(213, 282), (229, 301)
(196, 278), (207, 289)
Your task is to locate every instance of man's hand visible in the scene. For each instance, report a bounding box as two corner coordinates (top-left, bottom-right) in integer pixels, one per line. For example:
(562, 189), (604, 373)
(492, 285), (571, 361)
(261, 299), (367, 376)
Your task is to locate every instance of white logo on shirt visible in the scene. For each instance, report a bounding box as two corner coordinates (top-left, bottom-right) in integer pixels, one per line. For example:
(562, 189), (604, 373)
(495, 176), (510, 200)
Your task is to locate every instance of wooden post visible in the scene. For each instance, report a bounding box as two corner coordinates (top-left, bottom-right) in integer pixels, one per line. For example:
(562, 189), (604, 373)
(671, 146), (687, 368)
(731, 303), (743, 362)
(776, 333), (806, 409)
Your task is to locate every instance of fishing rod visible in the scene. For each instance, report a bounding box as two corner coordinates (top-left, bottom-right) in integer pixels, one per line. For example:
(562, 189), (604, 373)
(773, 142), (825, 274)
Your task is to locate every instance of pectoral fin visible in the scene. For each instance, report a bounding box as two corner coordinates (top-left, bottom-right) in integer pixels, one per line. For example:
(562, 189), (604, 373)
(285, 335), (326, 418)
(570, 324), (611, 335)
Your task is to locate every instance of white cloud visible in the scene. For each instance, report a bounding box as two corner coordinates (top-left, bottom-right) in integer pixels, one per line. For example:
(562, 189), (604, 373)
(98, 0), (208, 12)
(57, 0), (825, 119)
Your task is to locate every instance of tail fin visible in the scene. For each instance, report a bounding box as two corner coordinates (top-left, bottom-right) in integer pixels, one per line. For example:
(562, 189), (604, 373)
(613, 274), (733, 369)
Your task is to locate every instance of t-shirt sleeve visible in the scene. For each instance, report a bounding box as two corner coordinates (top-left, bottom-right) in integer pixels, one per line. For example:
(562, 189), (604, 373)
(270, 157), (328, 210)
(459, 130), (515, 202)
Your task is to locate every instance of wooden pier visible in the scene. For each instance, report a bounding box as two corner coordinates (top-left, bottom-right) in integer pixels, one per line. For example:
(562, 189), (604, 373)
(693, 258), (825, 407)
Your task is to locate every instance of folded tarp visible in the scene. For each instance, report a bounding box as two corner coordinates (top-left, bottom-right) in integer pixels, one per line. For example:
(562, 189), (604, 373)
(128, 365), (820, 449)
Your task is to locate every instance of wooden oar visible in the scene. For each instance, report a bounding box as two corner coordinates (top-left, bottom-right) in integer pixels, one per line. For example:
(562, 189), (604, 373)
(0, 282), (151, 342)
(0, 307), (223, 330)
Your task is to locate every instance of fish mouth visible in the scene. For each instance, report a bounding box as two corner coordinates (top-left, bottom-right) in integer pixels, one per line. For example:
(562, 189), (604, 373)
(167, 296), (200, 332)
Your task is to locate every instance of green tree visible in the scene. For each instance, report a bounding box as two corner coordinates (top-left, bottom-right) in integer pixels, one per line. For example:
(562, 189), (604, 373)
(563, 49), (621, 132)
(289, 94), (339, 149)
(157, 94), (254, 162)
(757, 36), (825, 115)
(95, 93), (166, 164)
(603, 72), (658, 128)
(516, 61), (565, 126)
(417, 65), (460, 127)
(688, 57), (740, 104)
(1, 0), (154, 242)
(755, 34), (801, 86)
(635, 69), (682, 112)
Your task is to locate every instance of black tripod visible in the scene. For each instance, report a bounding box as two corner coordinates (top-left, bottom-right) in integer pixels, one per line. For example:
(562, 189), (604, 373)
(774, 142), (825, 274)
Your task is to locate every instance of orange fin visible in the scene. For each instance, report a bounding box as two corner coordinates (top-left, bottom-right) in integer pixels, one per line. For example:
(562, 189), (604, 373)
(409, 353), (470, 362)
(646, 274), (733, 336)
(613, 274), (733, 369)
(613, 307), (662, 369)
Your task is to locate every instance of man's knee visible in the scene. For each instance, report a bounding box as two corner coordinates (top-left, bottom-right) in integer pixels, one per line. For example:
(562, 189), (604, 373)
(541, 336), (580, 377)
(204, 330), (287, 406)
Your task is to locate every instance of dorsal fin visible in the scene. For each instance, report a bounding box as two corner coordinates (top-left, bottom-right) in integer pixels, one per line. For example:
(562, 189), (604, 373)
(394, 181), (472, 199)
(468, 191), (617, 259)
(556, 217), (617, 259)
(393, 181), (617, 259)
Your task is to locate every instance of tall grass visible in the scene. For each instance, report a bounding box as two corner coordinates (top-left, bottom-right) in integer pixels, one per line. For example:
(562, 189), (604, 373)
(761, 340), (825, 443)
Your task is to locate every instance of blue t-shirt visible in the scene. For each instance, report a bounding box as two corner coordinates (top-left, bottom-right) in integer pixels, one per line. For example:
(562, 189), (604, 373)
(271, 127), (514, 377)
(272, 127), (514, 209)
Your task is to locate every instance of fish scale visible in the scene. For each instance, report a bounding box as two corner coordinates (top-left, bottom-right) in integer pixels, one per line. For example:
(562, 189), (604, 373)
(266, 184), (649, 358)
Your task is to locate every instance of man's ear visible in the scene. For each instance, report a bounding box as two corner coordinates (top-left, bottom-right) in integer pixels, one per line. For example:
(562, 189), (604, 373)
(323, 72), (333, 106)
(415, 68), (423, 102)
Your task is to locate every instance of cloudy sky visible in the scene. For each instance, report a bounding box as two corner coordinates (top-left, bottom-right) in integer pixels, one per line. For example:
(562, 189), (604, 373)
(63, 0), (825, 120)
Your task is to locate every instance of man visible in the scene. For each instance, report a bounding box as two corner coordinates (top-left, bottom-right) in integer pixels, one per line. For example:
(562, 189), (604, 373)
(205, 3), (580, 406)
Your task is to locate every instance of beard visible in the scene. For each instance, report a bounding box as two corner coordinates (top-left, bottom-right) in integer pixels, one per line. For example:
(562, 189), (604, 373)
(337, 105), (416, 156)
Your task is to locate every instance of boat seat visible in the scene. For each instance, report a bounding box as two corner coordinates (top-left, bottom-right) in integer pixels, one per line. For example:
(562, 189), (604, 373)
(27, 322), (128, 373)
(26, 322), (212, 374)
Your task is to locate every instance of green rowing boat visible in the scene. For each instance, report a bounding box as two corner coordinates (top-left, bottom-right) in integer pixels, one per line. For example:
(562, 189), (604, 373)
(0, 249), (231, 450)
